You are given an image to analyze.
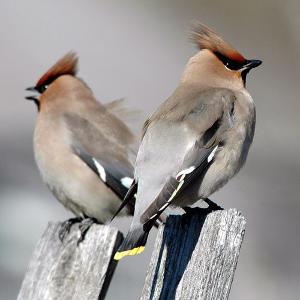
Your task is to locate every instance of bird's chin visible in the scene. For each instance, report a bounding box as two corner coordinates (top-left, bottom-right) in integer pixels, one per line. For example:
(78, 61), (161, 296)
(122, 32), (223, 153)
(241, 69), (250, 85)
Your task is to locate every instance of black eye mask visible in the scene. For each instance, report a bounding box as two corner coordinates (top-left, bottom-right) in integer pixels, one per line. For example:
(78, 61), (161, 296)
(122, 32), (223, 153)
(214, 52), (245, 71)
(36, 85), (48, 94)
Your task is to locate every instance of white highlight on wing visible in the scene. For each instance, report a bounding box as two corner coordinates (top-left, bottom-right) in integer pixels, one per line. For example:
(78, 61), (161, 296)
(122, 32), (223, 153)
(159, 203), (169, 211)
(176, 166), (196, 181)
(151, 176), (186, 220)
(168, 180), (185, 202)
(121, 177), (133, 188)
(207, 145), (219, 163)
(93, 159), (106, 182)
(149, 214), (157, 220)
(148, 146), (221, 221)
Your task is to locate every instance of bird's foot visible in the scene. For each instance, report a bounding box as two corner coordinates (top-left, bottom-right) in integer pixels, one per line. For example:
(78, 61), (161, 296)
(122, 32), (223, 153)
(59, 217), (82, 242)
(182, 206), (196, 214)
(203, 198), (224, 211)
(77, 217), (98, 245)
(182, 206), (209, 216)
(182, 199), (223, 217)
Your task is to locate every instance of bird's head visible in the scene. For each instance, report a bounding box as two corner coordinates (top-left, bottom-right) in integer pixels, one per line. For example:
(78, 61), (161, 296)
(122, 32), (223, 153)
(25, 52), (78, 111)
(181, 23), (262, 89)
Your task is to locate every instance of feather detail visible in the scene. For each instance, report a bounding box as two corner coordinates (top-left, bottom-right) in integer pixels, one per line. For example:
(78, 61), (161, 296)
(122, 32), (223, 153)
(114, 226), (148, 260)
(140, 143), (218, 229)
(35, 52), (78, 88)
(73, 147), (132, 200)
(105, 98), (141, 126)
(190, 22), (246, 64)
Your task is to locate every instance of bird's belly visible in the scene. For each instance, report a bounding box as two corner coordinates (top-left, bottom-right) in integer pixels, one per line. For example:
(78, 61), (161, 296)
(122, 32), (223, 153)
(35, 151), (125, 223)
(175, 135), (252, 207)
(199, 132), (252, 200)
(200, 146), (242, 197)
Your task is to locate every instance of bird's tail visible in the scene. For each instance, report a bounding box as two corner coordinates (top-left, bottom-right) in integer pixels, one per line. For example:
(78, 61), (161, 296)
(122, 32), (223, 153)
(114, 226), (149, 260)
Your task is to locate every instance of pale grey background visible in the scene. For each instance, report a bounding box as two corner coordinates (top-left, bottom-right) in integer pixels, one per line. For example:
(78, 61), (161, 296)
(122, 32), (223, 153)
(0, 0), (299, 299)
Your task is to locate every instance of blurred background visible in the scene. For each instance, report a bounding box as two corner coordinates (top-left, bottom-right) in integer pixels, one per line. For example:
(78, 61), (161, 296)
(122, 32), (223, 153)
(1, 0), (300, 299)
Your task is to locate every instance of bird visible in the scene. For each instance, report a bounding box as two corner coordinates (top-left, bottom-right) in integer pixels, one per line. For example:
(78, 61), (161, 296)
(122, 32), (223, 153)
(114, 23), (262, 260)
(26, 52), (138, 239)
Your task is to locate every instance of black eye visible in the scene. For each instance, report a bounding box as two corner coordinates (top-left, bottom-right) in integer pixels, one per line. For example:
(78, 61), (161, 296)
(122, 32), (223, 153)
(36, 85), (48, 93)
(225, 60), (241, 71)
(214, 52), (243, 71)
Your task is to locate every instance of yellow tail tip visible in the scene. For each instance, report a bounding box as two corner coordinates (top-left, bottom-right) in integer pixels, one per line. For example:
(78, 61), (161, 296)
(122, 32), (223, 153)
(114, 246), (145, 261)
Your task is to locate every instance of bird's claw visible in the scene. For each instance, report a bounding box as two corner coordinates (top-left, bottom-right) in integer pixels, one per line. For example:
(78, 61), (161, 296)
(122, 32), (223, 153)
(77, 218), (98, 245)
(182, 199), (223, 217)
(59, 217), (82, 242)
(203, 198), (224, 211)
(182, 206), (197, 214)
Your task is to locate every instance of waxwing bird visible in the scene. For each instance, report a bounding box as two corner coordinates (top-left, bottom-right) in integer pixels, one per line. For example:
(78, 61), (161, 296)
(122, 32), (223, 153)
(26, 52), (138, 238)
(114, 23), (262, 260)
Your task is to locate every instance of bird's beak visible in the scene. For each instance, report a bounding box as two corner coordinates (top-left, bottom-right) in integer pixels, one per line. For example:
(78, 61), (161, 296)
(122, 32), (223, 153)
(25, 90), (40, 111)
(242, 59), (262, 71)
(25, 95), (38, 101)
(25, 86), (39, 105)
(26, 86), (38, 92)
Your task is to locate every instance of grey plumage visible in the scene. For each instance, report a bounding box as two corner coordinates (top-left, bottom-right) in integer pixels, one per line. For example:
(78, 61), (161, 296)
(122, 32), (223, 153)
(114, 23), (261, 260)
(138, 86), (255, 225)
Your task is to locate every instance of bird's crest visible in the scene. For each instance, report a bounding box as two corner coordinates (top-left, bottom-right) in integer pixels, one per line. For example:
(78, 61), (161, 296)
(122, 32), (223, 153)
(190, 22), (246, 64)
(35, 52), (78, 88)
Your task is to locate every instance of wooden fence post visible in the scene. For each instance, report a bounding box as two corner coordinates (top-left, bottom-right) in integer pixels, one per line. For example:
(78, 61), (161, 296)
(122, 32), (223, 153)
(141, 208), (246, 300)
(18, 222), (123, 300)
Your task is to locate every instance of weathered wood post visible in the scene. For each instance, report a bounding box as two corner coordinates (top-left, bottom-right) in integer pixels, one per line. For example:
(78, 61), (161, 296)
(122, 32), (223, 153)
(18, 222), (122, 300)
(141, 208), (246, 300)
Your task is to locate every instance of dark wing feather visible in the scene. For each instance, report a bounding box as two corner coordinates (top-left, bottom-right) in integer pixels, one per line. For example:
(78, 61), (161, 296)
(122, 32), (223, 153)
(111, 180), (138, 221)
(64, 113), (135, 210)
(141, 142), (217, 229)
(73, 146), (132, 200)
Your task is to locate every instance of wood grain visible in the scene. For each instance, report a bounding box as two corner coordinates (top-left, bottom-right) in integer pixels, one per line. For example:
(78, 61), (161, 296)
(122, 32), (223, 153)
(18, 222), (122, 300)
(141, 208), (246, 300)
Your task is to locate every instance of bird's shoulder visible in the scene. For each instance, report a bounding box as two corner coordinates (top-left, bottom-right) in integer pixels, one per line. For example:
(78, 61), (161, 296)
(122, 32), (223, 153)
(142, 86), (236, 138)
(63, 112), (133, 163)
(66, 96), (136, 144)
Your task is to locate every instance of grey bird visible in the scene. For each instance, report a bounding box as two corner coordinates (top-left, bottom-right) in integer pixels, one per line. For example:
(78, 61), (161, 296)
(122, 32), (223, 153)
(114, 23), (262, 260)
(26, 52), (138, 238)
